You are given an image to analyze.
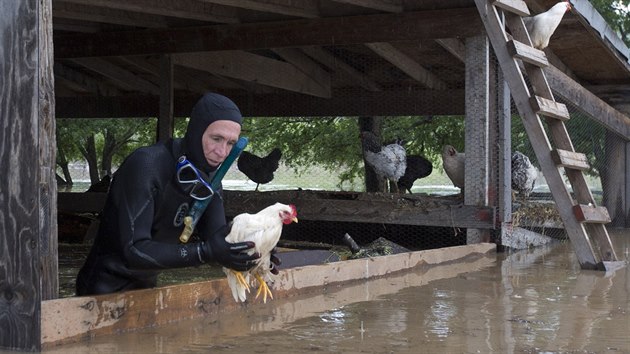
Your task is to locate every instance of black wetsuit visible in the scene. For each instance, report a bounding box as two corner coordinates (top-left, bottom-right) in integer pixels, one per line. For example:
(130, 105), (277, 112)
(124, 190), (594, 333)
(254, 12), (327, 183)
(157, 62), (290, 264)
(75, 139), (226, 295)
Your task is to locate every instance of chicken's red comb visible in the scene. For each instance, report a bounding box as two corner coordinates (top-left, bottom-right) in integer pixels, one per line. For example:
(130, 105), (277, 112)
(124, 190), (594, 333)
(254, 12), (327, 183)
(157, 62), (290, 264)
(289, 204), (298, 217)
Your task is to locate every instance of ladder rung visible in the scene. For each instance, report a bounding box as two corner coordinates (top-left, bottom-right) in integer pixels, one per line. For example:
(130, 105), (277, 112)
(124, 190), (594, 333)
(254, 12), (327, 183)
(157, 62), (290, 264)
(550, 149), (590, 170)
(573, 204), (611, 224)
(492, 0), (530, 16)
(530, 96), (570, 121)
(507, 40), (549, 67)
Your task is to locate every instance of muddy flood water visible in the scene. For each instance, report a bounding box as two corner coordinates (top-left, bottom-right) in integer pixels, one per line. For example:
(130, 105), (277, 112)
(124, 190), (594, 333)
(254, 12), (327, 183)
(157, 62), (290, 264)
(45, 230), (629, 354)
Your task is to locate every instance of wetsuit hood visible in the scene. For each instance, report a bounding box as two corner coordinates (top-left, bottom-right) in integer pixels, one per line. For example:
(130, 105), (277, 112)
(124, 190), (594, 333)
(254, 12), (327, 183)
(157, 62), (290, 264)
(184, 93), (243, 173)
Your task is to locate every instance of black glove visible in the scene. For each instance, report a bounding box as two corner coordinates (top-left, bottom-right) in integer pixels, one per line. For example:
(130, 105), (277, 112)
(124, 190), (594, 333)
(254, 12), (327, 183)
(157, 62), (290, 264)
(269, 247), (282, 275)
(200, 225), (259, 271)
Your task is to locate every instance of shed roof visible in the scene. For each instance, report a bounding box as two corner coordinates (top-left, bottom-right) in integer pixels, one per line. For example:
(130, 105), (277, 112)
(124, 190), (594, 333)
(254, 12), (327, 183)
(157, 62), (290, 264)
(52, 0), (630, 118)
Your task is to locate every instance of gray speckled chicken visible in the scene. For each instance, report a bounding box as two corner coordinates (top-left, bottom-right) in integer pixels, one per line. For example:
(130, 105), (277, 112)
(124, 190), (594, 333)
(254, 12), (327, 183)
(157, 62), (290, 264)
(511, 151), (538, 200)
(360, 131), (406, 193)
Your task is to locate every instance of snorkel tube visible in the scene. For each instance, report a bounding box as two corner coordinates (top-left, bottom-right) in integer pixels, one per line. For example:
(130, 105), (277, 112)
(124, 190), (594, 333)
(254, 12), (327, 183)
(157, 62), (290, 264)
(179, 136), (248, 243)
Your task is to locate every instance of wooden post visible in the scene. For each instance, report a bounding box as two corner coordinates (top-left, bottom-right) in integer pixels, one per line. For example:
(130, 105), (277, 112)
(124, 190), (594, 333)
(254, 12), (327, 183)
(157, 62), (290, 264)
(495, 67), (515, 246)
(157, 54), (174, 142)
(0, 0), (56, 351)
(464, 35), (491, 243)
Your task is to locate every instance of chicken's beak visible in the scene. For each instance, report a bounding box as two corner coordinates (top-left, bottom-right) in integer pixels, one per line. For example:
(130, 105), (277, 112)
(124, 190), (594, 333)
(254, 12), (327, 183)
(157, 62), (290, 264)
(292, 217), (299, 223)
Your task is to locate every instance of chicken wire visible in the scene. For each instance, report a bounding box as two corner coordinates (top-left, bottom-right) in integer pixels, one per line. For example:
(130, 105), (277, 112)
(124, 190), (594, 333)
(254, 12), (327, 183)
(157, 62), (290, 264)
(225, 43), (625, 253)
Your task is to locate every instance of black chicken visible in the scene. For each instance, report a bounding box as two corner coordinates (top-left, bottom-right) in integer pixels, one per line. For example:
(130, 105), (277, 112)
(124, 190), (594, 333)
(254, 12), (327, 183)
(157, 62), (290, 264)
(397, 155), (433, 194)
(237, 148), (282, 191)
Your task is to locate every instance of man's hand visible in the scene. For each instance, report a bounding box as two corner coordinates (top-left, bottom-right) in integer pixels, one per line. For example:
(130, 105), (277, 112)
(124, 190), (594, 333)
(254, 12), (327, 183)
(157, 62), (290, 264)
(200, 225), (259, 271)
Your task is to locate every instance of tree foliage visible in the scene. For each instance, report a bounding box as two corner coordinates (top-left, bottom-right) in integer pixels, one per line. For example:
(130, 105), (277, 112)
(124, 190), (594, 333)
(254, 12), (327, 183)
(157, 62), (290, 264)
(590, 0), (630, 46)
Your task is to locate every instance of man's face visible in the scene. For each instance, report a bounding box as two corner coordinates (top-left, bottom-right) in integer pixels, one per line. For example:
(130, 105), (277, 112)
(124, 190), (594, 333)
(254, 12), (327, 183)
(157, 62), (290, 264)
(201, 120), (241, 167)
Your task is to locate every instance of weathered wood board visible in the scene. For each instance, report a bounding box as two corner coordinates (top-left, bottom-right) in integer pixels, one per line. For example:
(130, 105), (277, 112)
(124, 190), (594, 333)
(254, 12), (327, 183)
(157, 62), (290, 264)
(58, 190), (496, 229)
(41, 243), (495, 347)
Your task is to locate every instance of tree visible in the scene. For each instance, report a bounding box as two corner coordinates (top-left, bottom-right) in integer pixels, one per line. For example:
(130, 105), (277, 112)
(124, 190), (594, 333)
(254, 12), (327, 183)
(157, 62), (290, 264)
(56, 118), (156, 185)
(590, 0), (630, 46)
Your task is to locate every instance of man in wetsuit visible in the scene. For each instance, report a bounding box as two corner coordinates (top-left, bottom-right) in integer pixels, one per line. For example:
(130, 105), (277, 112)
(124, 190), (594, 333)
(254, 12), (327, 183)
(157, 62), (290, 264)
(76, 93), (263, 296)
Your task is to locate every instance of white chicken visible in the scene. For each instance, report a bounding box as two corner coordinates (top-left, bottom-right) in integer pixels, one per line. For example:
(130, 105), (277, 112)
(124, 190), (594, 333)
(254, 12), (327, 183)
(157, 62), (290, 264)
(511, 151), (538, 200)
(360, 131), (407, 193)
(441, 145), (465, 194)
(223, 203), (298, 303)
(523, 0), (571, 50)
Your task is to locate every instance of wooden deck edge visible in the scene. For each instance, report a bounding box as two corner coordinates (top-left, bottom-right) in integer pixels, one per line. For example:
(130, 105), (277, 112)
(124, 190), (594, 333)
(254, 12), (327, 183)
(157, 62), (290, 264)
(42, 243), (496, 348)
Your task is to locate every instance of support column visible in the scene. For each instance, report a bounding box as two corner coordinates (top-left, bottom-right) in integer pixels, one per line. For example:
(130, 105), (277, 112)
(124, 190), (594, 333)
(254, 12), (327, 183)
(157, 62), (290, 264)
(0, 0), (55, 351)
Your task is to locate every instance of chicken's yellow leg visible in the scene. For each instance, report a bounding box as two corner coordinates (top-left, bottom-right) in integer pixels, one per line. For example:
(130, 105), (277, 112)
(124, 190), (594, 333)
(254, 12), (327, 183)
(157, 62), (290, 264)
(232, 270), (251, 293)
(253, 273), (273, 303)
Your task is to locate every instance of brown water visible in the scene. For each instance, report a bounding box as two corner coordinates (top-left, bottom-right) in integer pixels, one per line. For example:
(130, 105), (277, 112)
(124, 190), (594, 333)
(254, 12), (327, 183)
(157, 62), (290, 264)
(48, 230), (629, 353)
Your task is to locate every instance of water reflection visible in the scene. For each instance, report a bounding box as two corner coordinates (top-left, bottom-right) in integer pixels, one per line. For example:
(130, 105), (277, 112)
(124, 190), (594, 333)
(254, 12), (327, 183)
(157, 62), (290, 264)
(46, 230), (630, 354)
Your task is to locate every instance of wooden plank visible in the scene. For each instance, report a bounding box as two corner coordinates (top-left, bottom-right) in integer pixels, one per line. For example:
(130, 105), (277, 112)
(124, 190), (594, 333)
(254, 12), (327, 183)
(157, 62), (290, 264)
(70, 57), (161, 94)
(0, 0), (54, 351)
(301, 46), (382, 92)
(173, 51), (331, 98)
(41, 243), (496, 347)
(330, 0), (403, 13)
(492, 0), (530, 16)
(530, 95), (570, 121)
(550, 149), (590, 170)
(58, 190), (496, 229)
(366, 42), (448, 90)
(55, 88), (466, 119)
(506, 40), (548, 67)
(53, 8), (484, 58)
(573, 204), (611, 224)
(193, 0), (320, 18)
(59, 0), (239, 23)
(223, 191), (497, 229)
(271, 48), (331, 92)
(545, 65), (630, 141)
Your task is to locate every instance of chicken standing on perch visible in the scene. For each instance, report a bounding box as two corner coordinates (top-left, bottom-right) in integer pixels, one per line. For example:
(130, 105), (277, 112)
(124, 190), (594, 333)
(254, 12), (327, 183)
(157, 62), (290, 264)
(237, 148), (282, 191)
(441, 145), (465, 195)
(511, 151), (538, 200)
(523, 0), (571, 50)
(360, 131), (407, 193)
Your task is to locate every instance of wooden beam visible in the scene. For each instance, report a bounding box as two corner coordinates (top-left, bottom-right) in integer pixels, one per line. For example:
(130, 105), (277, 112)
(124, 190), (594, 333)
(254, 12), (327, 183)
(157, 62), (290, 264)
(330, 0), (403, 12)
(54, 8), (484, 58)
(436, 38), (466, 63)
(172, 51), (331, 98)
(224, 191), (496, 229)
(53, 1), (167, 28)
(366, 42), (448, 90)
(545, 65), (630, 140)
(301, 46), (382, 92)
(54, 62), (121, 95)
(55, 89), (466, 118)
(58, 0), (239, 23)
(271, 48), (331, 91)
(70, 57), (161, 94)
(198, 0), (320, 18)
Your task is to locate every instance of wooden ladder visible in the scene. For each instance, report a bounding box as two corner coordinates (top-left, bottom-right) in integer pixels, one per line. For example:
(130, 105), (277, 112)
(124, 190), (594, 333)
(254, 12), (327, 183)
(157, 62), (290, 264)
(474, 0), (622, 270)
